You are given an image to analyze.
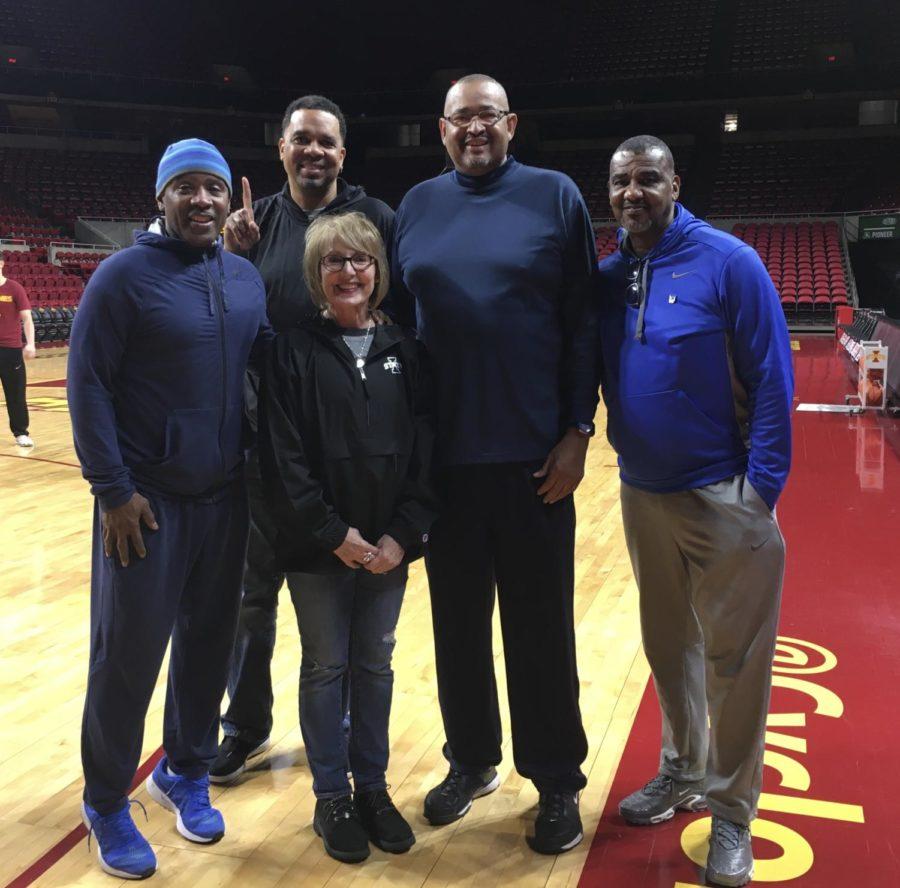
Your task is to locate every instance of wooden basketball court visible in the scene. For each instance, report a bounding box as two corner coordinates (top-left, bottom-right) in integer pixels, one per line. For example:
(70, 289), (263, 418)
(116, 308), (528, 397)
(5, 338), (898, 886)
(1, 350), (648, 887)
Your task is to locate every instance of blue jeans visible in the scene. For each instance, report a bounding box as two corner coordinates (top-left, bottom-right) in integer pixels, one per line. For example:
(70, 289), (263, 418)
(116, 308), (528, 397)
(291, 565), (407, 799)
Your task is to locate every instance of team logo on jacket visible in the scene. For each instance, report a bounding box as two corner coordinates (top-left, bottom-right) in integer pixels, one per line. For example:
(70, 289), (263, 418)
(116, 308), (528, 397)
(384, 356), (402, 374)
(668, 294), (677, 304)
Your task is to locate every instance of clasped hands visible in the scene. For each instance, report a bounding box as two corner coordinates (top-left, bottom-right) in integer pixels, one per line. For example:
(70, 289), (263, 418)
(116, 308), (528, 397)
(334, 528), (404, 574)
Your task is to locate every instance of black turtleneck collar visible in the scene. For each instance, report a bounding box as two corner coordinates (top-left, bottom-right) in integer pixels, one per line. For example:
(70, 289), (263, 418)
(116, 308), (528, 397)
(453, 155), (518, 191)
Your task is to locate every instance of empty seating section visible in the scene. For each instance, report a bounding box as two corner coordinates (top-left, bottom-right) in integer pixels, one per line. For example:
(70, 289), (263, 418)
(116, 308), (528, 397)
(709, 139), (900, 216)
(730, 0), (852, 72)
(567, 0), (713, 81)
(0, 201), (70, 249)
(0, 0), (187, 78)
(594, 227), (618, 261)
(1, 249), (84, 304)
(1, 246), (89, 345)
(58, 252), (110, 285)
(0, 148), (157, 223)
(733, 220), (848, 323)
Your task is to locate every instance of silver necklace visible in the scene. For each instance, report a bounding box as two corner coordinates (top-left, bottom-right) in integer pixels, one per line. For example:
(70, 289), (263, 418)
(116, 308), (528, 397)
(347, 324), (373, 380)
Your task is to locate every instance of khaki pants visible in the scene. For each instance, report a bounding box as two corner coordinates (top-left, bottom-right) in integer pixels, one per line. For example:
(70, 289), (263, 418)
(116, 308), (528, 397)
(620, 474), (785, 825)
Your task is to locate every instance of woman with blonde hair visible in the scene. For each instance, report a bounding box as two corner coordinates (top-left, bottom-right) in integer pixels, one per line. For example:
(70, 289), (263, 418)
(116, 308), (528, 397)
(258, 211), (437, 863)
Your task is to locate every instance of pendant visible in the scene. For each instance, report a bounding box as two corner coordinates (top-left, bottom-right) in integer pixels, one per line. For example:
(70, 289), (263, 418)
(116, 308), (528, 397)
(356, 358), (367, 380)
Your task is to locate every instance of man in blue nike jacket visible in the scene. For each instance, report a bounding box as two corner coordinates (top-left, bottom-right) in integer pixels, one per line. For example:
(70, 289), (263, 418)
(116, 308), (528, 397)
(597, 136), (793, 888)
(68, 139), (272, 879)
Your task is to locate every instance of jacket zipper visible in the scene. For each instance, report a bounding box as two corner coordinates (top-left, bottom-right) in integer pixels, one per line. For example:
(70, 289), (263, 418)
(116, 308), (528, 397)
(208, 258), (228, 482)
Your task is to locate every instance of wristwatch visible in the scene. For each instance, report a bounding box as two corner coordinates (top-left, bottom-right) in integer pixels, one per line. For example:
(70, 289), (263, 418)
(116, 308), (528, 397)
(573, 422), (595, 438)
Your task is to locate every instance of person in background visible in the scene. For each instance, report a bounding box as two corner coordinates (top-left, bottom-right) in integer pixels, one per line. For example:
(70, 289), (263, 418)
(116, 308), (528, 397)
(0, 256), (36, 447)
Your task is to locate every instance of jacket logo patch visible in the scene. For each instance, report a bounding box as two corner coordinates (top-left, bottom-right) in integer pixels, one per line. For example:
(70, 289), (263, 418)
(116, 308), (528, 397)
(671, 271), (693, 279)
(383, 356), (402, 374)
(668, 294), (677, 304)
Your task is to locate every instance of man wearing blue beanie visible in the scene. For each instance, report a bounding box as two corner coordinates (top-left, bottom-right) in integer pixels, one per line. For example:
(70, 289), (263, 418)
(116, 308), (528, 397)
(68, 138), (272, 879)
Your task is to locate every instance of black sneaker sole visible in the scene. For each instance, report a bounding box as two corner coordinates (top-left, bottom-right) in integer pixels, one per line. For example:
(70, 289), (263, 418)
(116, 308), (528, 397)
(313, 818), (371, 863)
(371, 832), (416, 854)
(526, 829), (584, 856)
(424, 773), (501, 826)
(209, 739), (271, 785)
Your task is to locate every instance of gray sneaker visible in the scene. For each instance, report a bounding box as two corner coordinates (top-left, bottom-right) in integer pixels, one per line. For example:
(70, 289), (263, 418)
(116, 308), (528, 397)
(706, 817), (753, 886)
(618, 773), (707, 825)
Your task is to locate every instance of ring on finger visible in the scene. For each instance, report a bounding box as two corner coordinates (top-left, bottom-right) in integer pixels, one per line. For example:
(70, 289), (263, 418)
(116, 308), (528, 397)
(362, 552), (375, 563)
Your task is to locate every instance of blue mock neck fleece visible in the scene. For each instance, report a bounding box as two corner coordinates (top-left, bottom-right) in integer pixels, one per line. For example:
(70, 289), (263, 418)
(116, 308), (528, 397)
(393, 156), (600, 465)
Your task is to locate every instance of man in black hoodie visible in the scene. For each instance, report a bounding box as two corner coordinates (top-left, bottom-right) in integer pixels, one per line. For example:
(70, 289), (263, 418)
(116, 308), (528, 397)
(212, 95), (395, 783)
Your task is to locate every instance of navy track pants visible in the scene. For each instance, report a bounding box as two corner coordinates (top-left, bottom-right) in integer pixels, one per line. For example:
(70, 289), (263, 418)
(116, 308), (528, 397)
(81, 484), (249, 814)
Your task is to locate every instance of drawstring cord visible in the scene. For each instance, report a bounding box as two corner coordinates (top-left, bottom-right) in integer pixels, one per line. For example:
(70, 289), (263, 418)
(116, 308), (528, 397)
(634, 258), (650, 342)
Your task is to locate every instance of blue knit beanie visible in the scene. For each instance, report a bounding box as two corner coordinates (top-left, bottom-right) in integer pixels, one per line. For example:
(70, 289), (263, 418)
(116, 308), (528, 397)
(155, 138), (232, 199)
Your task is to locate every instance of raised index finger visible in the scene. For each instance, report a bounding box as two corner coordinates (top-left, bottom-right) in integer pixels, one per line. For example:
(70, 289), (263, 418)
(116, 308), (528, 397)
(241, 177), (253, 215)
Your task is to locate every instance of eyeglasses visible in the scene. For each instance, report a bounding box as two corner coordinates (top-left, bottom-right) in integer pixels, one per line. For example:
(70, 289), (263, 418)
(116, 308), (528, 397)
(320, 253), (375, 273)
(441, 109), (512, 128)
(625, 265), (644, 308)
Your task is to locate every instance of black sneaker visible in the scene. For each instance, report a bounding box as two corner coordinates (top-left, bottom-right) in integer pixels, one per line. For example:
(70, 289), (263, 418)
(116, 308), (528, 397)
(424, 767), (500, 826)
(209, 736), (270, 785)
(313, 795), (370, 863)
(526, 791), (583, 855)
(355, 788), (415, 853)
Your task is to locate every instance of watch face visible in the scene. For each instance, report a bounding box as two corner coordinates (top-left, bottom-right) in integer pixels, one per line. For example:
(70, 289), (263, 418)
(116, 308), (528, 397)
(576, 422), (595, 437)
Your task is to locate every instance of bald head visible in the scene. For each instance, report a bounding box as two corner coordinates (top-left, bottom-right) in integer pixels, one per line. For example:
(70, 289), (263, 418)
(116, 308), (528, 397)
(444, 74), (509, 116)
(440, 73), (517, 177)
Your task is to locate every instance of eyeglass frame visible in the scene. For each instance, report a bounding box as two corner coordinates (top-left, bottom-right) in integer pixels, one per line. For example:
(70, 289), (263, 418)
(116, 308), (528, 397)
(319, 252), (376, 273)
(624, 265), (644, 308)
(440, 108), (513, 128)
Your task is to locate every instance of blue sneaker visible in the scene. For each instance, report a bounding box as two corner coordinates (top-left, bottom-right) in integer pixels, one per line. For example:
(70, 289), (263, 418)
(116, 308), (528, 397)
(81, 800), (157, 880)
(145, 757), (225, 843)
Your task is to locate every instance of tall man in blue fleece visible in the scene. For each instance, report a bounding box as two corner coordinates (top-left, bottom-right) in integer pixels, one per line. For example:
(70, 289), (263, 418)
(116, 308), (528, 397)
(68, 139), (271, 880)
(392, 74), (600, 855)
(597, 136), (793, 888)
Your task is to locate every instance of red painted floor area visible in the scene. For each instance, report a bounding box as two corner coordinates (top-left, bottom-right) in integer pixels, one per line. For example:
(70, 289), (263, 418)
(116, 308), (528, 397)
(580, 335), (900, 887)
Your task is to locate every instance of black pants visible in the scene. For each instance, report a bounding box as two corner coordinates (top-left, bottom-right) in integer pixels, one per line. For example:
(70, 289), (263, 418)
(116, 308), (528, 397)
(221, 453), (285, 745)
(0, 346), (29, 436)
(82, 484), (249, 814)
(426, 462), (588, 794)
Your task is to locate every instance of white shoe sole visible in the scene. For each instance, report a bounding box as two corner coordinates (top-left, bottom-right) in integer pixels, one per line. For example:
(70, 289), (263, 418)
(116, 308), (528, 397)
(209, 738), (271, 785)
(145, 775), (223, 844)
(621, 793), (708, 826)
(80, 802), (157, 880)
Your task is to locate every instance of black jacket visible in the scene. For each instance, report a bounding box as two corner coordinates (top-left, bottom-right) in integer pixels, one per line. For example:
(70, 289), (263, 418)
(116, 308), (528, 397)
(249, 181), (395, 332)
(258, 317), (438, 574)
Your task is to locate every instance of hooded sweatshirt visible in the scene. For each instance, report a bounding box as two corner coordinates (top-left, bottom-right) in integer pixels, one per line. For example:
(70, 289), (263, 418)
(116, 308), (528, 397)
(67, 228), (272, 510)
(597, 203), (793, 510)
(248, 179), (395, 332)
